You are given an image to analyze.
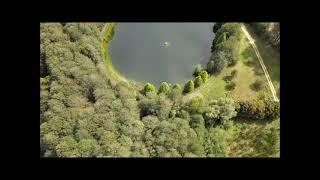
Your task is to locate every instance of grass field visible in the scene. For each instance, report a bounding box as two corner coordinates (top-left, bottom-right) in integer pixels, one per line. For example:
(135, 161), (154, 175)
(245, 25), (280, 97)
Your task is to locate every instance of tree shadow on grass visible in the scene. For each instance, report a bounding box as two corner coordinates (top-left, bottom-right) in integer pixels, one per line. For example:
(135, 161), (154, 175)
(242, 46), (264, 76)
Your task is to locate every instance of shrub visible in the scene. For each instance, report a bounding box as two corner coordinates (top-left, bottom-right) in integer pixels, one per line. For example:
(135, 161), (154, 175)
(226, 81), (236, 91)
(251, 79), (265, 91)
(231, 69), (238, 79)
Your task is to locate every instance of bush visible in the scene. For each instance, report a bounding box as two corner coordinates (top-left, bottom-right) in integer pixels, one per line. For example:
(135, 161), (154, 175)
(231, 69), (238, 79)
(226, 81), (236, 91)
(194, 76), (204, 88)
(251, 79), (265, 91)
(236, 99), (280, 120)
(183, 80), (194, 94)
(158, 82), (170, 94)
(143, 83), (157, 95)
(193, 64), (202, 77)
(199, 70), (209, 82)
(223, 69), (238, 83)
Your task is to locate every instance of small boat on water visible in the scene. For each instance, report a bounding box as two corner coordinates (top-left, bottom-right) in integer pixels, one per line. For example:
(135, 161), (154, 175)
(161, 41), (171, 48)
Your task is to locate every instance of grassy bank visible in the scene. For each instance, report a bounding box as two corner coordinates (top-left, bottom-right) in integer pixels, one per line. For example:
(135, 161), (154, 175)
(101, 23), (128, 82)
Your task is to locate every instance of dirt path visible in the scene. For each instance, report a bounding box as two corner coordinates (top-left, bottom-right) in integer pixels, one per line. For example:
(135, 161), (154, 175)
(240, 24), (279, 102)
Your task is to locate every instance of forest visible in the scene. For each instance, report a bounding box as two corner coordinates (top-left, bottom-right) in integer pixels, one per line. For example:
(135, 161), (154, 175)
(40, 22), (280, 157)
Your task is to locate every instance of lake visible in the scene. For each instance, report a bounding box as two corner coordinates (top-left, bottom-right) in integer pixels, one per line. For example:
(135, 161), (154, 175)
(109, 23), (215, 85)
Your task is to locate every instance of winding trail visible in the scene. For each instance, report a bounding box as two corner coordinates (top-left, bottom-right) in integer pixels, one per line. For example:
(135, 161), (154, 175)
(240, 24), (279, 102)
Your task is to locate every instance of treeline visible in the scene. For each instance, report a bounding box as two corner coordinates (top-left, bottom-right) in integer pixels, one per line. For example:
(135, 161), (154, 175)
(247, 22), (280, 51)
(40, 23), (279, 157)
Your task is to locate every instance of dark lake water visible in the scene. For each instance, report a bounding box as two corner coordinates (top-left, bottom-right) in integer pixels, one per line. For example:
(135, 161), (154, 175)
(109, 23), (215, 85)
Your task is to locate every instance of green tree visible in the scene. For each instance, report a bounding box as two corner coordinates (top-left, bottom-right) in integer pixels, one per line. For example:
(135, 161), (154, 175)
(78, 139), (100, 157)
(56, 136), (80, 157)
(212, 51), (228, 73)
(193, 64), (202, 77)
(206, 61), (214, 74)
(184, 96), (206, 114)
(194, 76), (204, 88)
(204, 127), (227, 157)
(158, 82), (170, 94)
(216, 32), (227, 45)
(143, 83), (157, 95)
(204, 98), (237, 127)
(183, 80), (194, 94)
(190, 114), (205, 129)
(199, 70), (209, 82)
